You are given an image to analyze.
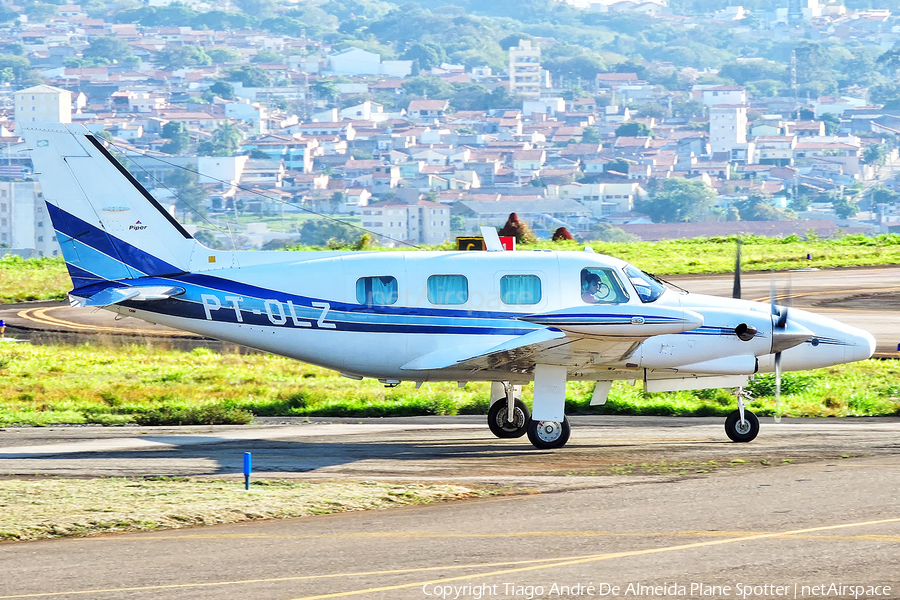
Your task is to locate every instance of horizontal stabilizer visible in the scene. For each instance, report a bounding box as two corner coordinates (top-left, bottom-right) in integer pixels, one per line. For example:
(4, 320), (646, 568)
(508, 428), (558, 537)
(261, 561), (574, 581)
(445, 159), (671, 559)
(75, 286), (185, 308)
(401, 328), (566, 371)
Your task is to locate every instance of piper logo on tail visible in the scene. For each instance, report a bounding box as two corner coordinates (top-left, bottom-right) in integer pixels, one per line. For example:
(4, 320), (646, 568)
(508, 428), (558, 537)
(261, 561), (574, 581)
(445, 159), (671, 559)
(128, 220), (147, 231)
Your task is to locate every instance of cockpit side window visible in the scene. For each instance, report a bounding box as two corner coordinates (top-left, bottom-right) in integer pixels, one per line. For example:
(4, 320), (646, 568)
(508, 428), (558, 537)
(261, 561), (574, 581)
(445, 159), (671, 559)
(624, 265), (666, 303)
(580, 268), (630, 304)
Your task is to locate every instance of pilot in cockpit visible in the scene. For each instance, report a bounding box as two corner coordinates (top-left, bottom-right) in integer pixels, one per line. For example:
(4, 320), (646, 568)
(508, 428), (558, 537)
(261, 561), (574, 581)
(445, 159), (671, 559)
(581, 272), (609, 304)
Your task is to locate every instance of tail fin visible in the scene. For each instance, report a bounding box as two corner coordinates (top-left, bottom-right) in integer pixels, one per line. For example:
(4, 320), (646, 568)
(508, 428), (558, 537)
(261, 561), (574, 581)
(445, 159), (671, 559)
(22, 123), (196, 289)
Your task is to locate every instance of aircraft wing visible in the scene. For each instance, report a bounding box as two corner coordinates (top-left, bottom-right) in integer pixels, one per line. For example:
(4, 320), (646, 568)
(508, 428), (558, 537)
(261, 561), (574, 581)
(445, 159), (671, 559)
(401, 304), (703, 376)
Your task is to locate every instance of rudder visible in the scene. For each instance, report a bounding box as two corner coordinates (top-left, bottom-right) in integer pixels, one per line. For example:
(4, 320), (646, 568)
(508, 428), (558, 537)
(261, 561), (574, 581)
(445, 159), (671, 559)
(23, 123), (196, 288)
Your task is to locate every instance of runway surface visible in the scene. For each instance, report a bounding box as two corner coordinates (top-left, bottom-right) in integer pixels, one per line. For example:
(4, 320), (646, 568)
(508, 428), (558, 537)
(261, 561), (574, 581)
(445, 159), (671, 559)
(1, 417), (900, 599)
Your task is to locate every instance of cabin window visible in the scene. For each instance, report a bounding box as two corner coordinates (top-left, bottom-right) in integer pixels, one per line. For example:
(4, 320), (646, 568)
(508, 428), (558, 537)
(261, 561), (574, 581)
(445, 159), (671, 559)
(427, 274), (468, 305)
(356, 276), (398, 306)
(580, 268), (629, 304)
(623, 265), (665, 303)
(501, 275), (541, 305)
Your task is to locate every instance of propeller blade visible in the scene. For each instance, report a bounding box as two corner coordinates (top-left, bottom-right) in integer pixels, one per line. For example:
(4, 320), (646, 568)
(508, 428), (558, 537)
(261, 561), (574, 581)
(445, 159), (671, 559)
(732, 239), (742, 299)
(770, 271), (777, 317)
(774, 351), (782, 424)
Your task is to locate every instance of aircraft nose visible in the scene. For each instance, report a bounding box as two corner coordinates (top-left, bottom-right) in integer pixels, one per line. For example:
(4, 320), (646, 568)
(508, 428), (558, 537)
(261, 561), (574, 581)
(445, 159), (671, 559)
(846, 328), (876, 362)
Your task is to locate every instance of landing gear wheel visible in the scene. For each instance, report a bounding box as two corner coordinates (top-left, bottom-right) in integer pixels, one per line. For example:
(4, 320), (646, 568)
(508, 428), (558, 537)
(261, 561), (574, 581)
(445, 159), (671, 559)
(725, 409), (759, 443)
(487, 399), (530, 438)
(526, 417), (571, 449)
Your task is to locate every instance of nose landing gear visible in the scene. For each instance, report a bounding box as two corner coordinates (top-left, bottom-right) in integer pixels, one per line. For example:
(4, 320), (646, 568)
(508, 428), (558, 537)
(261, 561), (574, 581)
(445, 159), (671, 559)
(725, 387), (759, 443)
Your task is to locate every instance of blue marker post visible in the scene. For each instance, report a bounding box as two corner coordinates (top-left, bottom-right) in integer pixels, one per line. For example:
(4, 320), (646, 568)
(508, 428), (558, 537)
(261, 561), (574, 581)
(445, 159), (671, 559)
(243, 452), (252, 491)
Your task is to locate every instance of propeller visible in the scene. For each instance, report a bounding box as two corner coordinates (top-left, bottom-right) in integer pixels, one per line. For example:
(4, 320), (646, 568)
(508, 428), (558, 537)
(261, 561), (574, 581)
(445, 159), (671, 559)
(770, 276), (793, 424)
(732, 239), (742, 299)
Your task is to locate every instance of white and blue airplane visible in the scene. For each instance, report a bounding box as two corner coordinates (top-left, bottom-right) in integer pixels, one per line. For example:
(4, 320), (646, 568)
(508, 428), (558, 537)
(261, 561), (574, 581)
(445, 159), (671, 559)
(23, 123), (876, 449)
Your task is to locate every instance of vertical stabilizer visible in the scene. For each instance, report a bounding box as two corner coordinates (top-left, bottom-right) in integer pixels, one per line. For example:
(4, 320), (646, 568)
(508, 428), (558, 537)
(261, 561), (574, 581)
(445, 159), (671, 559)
(22, 123), (195, 288)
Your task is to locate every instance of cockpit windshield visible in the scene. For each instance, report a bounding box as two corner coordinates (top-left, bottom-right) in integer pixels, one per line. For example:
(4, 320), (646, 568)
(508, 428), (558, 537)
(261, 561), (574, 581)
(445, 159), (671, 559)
(624, 265), (666, 303)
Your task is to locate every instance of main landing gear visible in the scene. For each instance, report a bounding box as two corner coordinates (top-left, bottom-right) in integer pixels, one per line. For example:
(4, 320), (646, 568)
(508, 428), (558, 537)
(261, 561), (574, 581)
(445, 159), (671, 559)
(487, 382), (571, 449)
(725, 387), (759, 443)
(526, 416), (571, 449)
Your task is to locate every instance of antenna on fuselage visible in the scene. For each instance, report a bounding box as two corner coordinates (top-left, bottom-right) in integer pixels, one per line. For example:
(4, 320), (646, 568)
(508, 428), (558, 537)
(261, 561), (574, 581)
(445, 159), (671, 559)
(480, 226), (505, 252)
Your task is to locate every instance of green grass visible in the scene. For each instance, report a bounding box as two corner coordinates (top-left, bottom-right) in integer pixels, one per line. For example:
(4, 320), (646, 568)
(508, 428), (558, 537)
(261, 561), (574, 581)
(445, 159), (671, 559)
(0, 343), (897, 426)
(0, 478), (485, 541)
(4, 234), (900, 304)
(0, 255), (72, 303)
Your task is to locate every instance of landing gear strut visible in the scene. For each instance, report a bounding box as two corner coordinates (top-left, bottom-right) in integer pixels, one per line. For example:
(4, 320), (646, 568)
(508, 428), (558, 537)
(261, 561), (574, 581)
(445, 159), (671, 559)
(725, 387), (759, 443)
(487, 382), (529, 438)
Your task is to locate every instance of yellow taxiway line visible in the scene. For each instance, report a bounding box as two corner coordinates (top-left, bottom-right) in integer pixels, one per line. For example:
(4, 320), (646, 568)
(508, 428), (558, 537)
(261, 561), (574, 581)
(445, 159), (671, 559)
(2, 517), (898, 600)
(16, 306), (197, 337)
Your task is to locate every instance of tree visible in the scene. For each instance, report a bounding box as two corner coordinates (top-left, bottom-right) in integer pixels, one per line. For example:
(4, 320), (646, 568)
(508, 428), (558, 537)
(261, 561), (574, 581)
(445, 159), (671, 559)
(870, 185), (898, 206)
(819, 113), (841, 136)
(208, 48), (242, 64)
(402, 43), (447, 71)
(298, 219), (359, 246)
(719, 60), (787, 85)
(832, 195), (859, 219)
(191, 10), (254, 31)
(198, 122), (242, 157)
(165, 167), (208, 222)
(0, 54), (31, 83)
(83, 36), (134, 64)
(615, 122), (651, 137)
(544, 54), (606, 82)
(155, 45), (211, 70)
(312, 79), (341, 104)
(329, 192), (345, 215)
(402, 76), (453, 99)
(498, 212), (537, 244)
(499, 33), (533, 51)
(637, 178), (715, 223)
(878, 48), (900, 78)
(0, 6), (18, 24)
(581, 127), (601, 144)
(234, 0), (276, 19)
(604, 158), (630, 174)
(863, 143), (888, 167)
(252, 50), (283, 64)
(734, 192), (796, 222)
(207, 80), (235, 100)
(160, 121), (191, 155)
(225, 65), (272, 88)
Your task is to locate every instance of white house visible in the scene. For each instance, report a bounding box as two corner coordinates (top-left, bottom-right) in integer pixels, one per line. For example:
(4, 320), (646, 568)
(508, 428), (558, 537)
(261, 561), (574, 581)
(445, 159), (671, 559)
(326, 47), (412, 78)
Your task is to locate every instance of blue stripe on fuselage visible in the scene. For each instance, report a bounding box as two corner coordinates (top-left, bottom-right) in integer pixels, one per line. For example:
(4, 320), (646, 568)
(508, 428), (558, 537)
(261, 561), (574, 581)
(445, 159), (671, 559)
(103, 273), (538, 335)
(47, 203), (183, 278)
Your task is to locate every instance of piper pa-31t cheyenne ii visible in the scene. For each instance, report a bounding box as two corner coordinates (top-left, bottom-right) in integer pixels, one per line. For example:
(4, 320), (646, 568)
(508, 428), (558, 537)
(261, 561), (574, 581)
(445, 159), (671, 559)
(24, 124), (876, 449)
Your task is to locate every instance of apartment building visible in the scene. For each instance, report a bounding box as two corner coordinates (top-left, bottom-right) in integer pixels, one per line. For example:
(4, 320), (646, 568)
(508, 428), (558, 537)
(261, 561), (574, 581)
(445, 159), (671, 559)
(15, 85), (72, 124)
(0, 181), (61, 257)
(509, 40), (542, 99)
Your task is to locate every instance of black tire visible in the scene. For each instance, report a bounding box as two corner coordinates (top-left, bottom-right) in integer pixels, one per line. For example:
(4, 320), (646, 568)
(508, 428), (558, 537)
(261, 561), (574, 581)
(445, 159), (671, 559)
(526, 417), (571, 449)
(487, 398), (530, 438)
(724, 409), (759, 443)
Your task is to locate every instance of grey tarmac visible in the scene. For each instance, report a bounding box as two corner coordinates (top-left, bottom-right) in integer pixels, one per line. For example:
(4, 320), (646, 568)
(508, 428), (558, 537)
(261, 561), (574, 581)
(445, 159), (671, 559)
(1, 417), (900, 600)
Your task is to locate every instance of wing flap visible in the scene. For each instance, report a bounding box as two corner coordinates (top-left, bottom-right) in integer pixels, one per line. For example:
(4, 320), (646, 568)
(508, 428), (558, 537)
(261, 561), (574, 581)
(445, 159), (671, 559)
(401, 328), (566, 371)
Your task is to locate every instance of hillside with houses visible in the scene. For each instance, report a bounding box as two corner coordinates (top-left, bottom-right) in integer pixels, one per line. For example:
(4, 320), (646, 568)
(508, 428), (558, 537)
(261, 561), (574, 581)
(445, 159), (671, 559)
(2, 0), (900, 255)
